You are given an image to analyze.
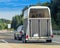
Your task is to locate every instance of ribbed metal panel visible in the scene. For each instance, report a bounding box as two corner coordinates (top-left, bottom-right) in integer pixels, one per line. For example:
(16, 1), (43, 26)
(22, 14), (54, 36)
(29, 19), (50, 37)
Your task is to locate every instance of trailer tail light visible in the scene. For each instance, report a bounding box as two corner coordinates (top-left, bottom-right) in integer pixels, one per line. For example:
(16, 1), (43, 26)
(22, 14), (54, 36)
(26, 35), (28, 39)
(51, 35), (54, 38)
(20, 31), (22, 34)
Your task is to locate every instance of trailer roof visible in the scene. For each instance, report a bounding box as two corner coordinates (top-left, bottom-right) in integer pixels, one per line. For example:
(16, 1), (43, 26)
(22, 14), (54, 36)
(24, 6), (50, 12)
(29, 6), (49, 9)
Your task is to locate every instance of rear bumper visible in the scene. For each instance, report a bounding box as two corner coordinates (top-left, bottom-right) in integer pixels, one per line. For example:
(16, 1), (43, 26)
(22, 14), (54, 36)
(26, 37), (52, 42)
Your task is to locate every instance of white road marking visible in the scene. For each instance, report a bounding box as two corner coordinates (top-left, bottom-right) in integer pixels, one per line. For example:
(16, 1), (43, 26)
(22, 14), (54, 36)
(1, 39), (8, 43)
(53, 41), (60, 44)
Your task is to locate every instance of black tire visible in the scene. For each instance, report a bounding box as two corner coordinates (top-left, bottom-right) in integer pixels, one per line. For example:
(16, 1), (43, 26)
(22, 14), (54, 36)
(17, 34), (20, 40)
(46, 40), (52, 43)
(14, 34), (17, 40)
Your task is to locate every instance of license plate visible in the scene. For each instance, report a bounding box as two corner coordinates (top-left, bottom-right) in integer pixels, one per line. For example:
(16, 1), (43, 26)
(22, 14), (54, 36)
(34, 34), (38, 37)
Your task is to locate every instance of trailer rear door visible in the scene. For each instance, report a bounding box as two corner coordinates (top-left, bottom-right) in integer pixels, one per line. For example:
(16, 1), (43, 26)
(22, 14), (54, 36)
(29, 19), (50, 38)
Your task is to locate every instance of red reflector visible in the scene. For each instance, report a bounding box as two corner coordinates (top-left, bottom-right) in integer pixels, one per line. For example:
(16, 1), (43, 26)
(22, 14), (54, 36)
(51, 35), (54, 38)
(26, 35), (28, 39)
(20, 31), (22, 34)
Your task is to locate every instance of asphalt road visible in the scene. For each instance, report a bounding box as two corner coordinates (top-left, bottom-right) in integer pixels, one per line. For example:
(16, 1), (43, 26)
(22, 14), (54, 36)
(0, 31), (60, 45)
(0, 32), (22, 43)
(0, 32), (60, 48)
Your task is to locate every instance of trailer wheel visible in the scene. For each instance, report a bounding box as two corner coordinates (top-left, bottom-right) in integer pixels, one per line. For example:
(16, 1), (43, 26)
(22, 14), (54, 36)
(22, 36), (27, 43)
(46, 40), (52, 43)
(23, 40), (27, 43)
(22, 38), (27, 43)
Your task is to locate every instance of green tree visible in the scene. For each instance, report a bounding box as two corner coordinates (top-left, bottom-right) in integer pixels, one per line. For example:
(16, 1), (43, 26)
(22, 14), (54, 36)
(11, 14), (23, 30)
(22, 6), (28, 14)
(41, 2), (51, 7)
(51, 0), (60, 30)
(0, 19), (11, 30)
